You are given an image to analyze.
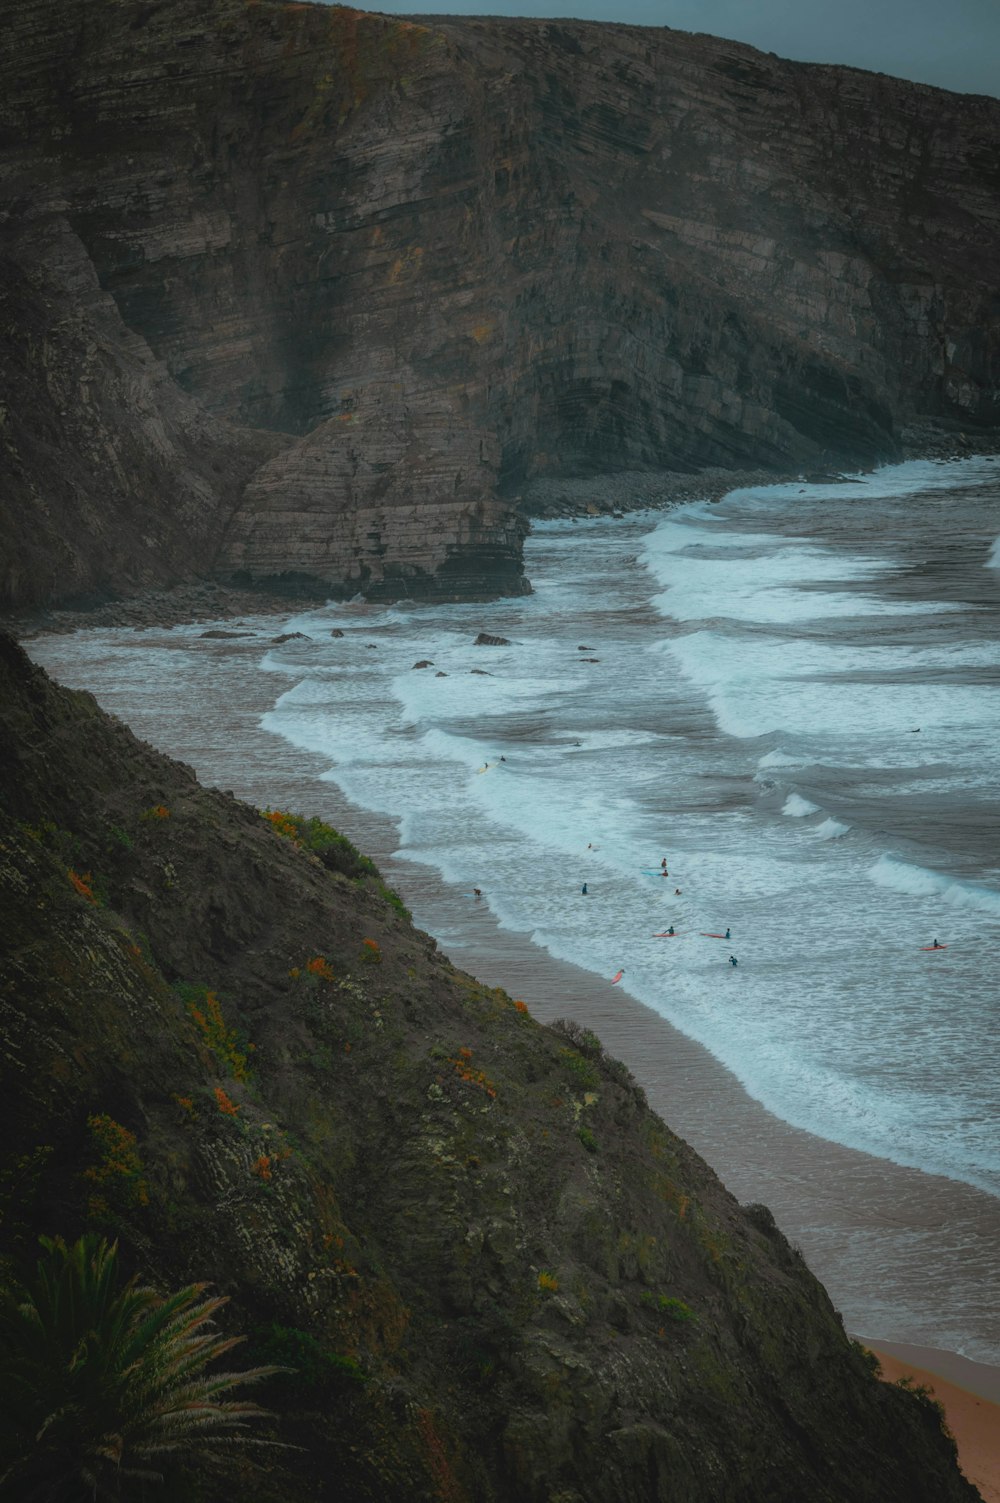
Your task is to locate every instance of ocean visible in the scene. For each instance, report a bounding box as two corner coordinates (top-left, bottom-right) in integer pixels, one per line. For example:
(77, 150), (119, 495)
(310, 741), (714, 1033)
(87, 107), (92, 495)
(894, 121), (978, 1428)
(27, 455), (1000, 1368)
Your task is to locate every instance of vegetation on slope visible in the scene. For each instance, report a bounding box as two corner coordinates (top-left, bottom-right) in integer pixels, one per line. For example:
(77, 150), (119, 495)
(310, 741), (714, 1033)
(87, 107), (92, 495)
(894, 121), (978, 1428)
(0, 635), (980, 1501)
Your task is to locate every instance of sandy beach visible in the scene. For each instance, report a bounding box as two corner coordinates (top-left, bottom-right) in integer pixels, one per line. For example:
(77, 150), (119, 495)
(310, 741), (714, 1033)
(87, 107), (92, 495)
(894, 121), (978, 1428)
(25, 623), (1000, 1497)
(421, 871), (1000, 1500)
(870, 1346), (1000, 1502)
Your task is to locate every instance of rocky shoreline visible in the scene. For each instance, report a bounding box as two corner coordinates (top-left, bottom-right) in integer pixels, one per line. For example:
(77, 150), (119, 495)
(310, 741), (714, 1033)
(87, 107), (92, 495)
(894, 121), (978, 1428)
(10, 431), (1000, 641)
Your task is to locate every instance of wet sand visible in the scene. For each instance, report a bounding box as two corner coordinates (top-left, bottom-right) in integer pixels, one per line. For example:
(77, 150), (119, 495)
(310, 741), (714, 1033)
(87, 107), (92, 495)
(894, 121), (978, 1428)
(25, 625), (1000, 1491)
(396, 852), (1000, 1346)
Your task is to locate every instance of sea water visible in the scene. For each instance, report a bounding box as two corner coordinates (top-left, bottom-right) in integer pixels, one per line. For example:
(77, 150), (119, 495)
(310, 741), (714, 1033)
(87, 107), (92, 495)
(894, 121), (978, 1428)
(27, 456), (1000, 1356)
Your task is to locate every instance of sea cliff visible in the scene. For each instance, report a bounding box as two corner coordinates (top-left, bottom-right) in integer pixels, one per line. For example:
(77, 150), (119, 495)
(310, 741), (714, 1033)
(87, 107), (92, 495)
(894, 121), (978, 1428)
(2, 0), (999, 609)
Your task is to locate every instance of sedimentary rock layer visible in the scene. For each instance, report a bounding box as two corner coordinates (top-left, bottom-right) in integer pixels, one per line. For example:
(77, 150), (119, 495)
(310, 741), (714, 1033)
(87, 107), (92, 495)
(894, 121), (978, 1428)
(1, 0), (998, 607)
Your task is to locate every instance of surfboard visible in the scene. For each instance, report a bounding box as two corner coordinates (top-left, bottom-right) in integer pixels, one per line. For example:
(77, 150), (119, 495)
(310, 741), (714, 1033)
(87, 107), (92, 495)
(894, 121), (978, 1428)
(699, 933), (729, 939)
(920, 944), (949, 950)
(653, 932), (681, 938)
(611, 969), (624, 984)
(476, 764), (492, 774)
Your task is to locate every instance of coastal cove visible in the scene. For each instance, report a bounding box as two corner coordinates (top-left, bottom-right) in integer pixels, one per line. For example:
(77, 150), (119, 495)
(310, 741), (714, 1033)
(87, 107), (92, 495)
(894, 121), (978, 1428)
(26, 458), (1000, 1388)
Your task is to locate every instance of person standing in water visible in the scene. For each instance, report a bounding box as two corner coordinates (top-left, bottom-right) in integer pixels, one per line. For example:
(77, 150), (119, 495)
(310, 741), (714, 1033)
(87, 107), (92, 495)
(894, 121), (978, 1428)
(581, 882), (588, 895)
(724, 928), (731, 940)
(729, 954), (738, 967)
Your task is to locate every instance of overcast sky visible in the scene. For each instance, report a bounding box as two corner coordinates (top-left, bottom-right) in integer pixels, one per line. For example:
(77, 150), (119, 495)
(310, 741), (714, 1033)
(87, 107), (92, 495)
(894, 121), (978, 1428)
(346, 0), (1000, 98)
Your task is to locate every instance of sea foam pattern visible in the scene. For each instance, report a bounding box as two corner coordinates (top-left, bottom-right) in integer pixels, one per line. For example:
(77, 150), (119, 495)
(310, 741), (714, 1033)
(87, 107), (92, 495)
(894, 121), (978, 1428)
(28, 459), (1000, 1207)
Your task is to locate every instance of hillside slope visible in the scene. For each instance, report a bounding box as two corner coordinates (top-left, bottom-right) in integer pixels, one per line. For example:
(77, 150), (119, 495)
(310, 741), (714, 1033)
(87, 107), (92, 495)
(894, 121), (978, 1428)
(0, 633), (982, 1502)
(2, 0), (999, 609)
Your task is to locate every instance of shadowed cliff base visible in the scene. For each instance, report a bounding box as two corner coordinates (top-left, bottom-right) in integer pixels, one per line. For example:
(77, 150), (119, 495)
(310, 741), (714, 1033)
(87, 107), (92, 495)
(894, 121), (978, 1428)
(1, 0), (999, 610)
(0, 630), (986, 1500)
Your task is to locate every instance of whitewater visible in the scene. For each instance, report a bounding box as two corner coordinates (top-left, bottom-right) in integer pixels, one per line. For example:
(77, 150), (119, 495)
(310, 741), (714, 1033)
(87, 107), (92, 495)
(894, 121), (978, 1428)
(267, 455), (999, 1199)
(28, 454), (1000, 1361)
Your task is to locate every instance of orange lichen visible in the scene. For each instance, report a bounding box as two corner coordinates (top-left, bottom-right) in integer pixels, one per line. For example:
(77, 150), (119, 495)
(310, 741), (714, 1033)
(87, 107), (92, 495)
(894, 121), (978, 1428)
(67, 869), (97, 904)
(187, 991), (250, 1081)
(447, 1048), (497, 1100)
(84, 1114), (149, 1217)
(306, 955), (335, 982)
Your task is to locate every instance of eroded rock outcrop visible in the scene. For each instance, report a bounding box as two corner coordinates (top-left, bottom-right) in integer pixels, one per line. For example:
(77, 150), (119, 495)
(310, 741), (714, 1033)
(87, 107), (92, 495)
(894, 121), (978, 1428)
(0, 632), (983, 1500)
(1, 0), (998, 610)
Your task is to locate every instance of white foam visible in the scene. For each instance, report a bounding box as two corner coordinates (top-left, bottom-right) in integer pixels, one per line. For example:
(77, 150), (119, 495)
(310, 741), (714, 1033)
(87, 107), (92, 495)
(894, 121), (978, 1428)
(869, 856), (1000, 917)
(758, 749), (805, 768)
(815, 818), (851, 839)
(783, 794), (820, 817)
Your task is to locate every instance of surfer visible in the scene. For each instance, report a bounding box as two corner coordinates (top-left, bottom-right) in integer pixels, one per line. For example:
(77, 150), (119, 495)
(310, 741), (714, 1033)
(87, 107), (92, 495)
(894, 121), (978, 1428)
(667, 925), (675, 936)
(725, 928), (731, 940)
(581, 882), (588, 895)
(674, 887), (682, 896)
(660, 857), (668, 871)
(473, 888), (482, 899)
(729, 954), (738, 967)
(932, 938), (941, 948)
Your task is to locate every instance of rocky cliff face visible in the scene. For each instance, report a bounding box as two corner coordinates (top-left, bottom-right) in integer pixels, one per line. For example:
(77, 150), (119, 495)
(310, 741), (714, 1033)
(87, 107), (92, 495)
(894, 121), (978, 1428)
(0, 631), (983, 1500)
(2, 0), (998, 609)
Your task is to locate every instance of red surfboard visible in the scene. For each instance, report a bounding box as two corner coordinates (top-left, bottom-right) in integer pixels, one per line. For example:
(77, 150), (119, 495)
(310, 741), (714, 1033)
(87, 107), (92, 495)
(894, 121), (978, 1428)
(611, 969), (624, 984)
(699, 933), (729, 939)
(653, 932), (682, 938)
(919, 944), (949, 951)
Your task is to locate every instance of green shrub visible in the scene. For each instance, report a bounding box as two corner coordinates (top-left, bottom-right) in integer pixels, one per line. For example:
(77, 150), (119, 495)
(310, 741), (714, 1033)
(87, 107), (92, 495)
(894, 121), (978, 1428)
(0, 1235), (282, 1498)
(250, 1322), (365, 1396)
(261, 808), (378, 878)
(559, 1048), (600, 1090)
(639, 1292), (695, 1322)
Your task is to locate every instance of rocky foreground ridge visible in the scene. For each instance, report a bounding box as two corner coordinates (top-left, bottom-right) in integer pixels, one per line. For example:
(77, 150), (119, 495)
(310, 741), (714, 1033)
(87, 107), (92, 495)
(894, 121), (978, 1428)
(0, 631), (983, 1502)
(2, 0), (999, 610)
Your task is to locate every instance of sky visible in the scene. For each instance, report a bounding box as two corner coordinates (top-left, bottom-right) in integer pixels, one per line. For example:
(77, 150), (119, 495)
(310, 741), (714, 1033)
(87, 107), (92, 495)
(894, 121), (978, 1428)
(337, 0), (1000, 98)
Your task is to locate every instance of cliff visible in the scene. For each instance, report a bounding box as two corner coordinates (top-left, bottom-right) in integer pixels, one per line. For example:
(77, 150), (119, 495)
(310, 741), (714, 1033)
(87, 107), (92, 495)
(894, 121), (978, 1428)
(0, 632), (983, 1501)
(1, 0), (999, 609)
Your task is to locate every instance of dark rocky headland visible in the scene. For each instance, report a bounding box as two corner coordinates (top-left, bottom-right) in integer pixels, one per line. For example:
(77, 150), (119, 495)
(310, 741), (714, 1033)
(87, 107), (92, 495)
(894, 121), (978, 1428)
(2, 0), (999, 615)
(0, 633), (985, 1499)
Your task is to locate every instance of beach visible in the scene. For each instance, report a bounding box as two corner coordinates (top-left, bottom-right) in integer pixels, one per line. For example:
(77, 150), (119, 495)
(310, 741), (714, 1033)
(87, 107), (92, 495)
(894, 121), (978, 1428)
(27, 620), (1000, 1497)
(871, 1346), (1000, 1502)
(24, 456), (1000, 1495)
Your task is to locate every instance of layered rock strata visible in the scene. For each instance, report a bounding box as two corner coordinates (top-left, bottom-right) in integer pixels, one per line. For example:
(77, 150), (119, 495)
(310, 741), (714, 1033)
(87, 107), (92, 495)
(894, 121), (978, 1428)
(1, 0), (998, 608)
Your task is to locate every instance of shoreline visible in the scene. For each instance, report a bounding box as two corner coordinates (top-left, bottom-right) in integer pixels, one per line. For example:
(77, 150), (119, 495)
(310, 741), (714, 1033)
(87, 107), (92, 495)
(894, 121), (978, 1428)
(23, 588), (1000, 1385)
(10, 438), (999, 642)
(868, 1346), (1000, 1502)
(391, 847), (1000, 1356)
